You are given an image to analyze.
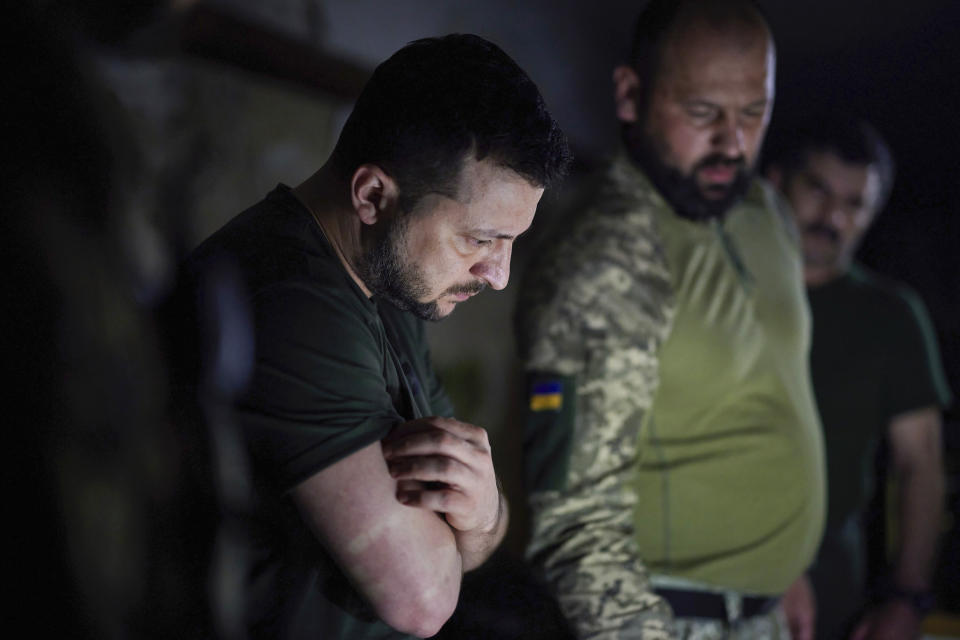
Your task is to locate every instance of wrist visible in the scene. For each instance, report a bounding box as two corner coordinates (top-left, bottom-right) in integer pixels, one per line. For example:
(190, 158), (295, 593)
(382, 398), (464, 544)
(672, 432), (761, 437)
(487, 486), (506, 535)
(476, 476), (505, 536)
(882, 583), (935, 616)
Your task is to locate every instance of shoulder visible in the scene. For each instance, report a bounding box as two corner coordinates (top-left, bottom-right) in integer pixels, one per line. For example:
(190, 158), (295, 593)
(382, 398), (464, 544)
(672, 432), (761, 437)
(186, 186), (329, 296)
(846, 265), (934, 329)
(846, 265), (953, 409)
(831, 265), (940, 365)
(526, 156), (672, 288)
(516, 160), (674, 372)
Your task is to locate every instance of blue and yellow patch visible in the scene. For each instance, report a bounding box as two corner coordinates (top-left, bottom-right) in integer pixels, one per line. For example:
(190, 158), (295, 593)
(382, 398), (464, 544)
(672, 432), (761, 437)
(529, 380), (563, 411)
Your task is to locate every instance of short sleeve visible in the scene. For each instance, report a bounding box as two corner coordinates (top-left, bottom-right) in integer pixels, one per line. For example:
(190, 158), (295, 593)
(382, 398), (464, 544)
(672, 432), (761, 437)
(881, 286), (952, 418)
(238, 281), (401, 492)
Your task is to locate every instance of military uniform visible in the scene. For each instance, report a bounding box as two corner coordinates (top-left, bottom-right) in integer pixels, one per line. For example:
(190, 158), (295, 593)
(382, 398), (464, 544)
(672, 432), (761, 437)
(517, 154), (825, 639)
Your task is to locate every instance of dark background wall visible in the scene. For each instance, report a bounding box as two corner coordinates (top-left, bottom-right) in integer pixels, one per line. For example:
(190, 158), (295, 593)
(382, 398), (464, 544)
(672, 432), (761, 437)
(85, 0), (959, 573)
(88, 0), (960, 409)
(29, 0), (958, 630)
(220, 0), (959, 413)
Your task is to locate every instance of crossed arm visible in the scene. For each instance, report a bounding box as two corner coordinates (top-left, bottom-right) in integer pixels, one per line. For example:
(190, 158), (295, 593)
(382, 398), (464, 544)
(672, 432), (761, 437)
(291, 416), (506, 638)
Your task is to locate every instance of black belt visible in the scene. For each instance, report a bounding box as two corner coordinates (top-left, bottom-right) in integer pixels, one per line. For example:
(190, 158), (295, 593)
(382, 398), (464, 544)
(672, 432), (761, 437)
(655, 588), (779, 622)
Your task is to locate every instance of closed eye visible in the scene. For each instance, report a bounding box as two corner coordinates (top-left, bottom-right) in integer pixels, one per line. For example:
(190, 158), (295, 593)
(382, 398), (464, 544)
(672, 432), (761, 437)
(685, 103), (717, 120)
(802, 173), (829, 196)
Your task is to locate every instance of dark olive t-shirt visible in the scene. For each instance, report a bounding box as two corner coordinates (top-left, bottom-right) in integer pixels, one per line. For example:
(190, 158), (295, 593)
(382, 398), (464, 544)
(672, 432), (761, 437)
(806, 263), (950, 639)
(808, 264), (950, 533)
(184, 185), (454, 639)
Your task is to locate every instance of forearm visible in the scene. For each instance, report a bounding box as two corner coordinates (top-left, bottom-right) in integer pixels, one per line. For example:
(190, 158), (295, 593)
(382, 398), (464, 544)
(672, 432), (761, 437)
(894, 462), (944, 589)
(293, 444), (464, 636)
(887, 407), (945, 591)
(526, 371), (673, 636)
(523, 354), (672, 636)
(456, 491), (509, 571)
(351, 509), (463, 636)
(517, 222), (675, 637)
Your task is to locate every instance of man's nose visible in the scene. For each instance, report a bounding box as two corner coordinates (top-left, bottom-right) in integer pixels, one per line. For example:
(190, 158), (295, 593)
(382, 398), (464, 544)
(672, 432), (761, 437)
(470, 243), (511, 290)
(818, 196), (848, 229)
(712, 115), (746, 158)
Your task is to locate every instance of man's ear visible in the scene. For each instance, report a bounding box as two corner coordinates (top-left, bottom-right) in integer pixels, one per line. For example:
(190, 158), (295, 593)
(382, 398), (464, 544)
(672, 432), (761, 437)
(350, 164), (400, 226)
(613, 65), (642, 124)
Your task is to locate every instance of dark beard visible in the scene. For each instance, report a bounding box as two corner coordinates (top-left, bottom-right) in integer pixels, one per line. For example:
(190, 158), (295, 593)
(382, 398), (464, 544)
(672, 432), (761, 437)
(630, 129), (753, 222)
(355, 215), (442, 322)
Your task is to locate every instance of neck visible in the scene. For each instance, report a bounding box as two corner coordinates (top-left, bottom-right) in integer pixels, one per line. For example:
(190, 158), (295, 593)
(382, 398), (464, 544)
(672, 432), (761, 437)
(293, 166), (373, 297)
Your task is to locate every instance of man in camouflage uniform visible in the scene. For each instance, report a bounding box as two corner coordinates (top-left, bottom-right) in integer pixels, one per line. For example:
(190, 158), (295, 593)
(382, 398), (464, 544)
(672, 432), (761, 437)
(517, 2), (825, 638)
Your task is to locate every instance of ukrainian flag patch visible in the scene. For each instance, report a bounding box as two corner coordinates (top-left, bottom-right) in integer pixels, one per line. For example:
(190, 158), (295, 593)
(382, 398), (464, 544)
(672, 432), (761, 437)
(529, 380), (563, 411)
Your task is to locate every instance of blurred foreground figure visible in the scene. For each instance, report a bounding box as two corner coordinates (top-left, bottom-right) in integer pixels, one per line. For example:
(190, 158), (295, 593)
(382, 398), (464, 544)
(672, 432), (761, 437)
(767, 118), (951, 640)
(171, 34), (570, 639)
(8, 3), (222, 639)
(517, 1), (825, 638)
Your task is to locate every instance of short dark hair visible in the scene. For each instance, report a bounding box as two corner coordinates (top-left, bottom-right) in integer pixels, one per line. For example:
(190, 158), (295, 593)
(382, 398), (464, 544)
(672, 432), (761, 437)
(764, 116), (896, 210)
(331, 34), (571, 212)
(627, 0), (769, 107)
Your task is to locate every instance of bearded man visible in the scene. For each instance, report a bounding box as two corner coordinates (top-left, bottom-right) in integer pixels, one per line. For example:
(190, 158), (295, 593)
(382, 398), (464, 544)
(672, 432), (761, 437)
(766, 118), (950, 640)
(517, 1), (824, 638)
(175, 34), (570, 639)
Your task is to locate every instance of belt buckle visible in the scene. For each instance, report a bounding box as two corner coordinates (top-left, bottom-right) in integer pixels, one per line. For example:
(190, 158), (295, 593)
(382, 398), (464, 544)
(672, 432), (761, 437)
(723, 591), (743, 625)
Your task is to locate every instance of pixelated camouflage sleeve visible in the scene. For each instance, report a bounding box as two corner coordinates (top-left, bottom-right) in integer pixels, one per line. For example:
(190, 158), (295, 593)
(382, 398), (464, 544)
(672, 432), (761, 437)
(516, 166), (677, 639)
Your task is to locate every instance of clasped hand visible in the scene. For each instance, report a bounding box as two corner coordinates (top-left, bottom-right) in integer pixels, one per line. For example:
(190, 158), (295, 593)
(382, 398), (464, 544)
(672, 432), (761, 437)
(381, 416), (501, 536)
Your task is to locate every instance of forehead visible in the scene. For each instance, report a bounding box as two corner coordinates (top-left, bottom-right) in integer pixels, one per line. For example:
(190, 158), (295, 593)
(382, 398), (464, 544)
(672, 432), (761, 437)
(803, 150), (881, 199)
(419, 157), (543, 234)
(655, 20), (774, 100)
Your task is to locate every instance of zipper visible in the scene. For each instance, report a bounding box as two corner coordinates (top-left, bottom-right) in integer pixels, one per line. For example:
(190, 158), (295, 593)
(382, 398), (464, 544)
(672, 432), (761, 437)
(712, 219), (755, 293)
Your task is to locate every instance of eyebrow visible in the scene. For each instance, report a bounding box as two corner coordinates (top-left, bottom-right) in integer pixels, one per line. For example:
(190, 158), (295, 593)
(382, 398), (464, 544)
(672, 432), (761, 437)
(682, 99), (717, 108)
(802, 171), (830, 193)
(802, 172), (864, 207)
